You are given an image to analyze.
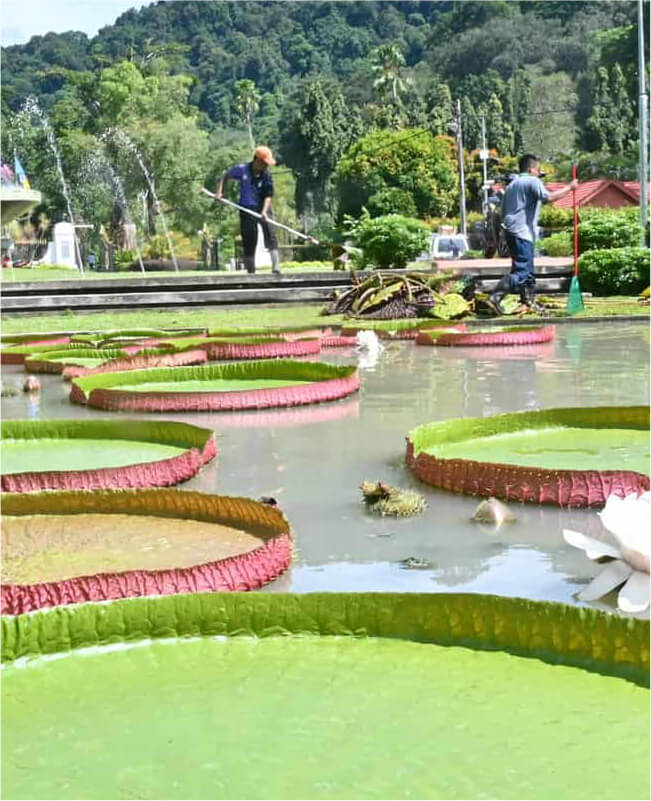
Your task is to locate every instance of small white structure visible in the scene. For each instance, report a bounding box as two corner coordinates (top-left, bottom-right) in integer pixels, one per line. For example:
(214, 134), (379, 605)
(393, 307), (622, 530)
(42, 222), (78, 268)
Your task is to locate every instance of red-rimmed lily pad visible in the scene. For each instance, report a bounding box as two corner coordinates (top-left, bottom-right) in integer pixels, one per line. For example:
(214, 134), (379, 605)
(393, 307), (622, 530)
(23, 348), (128, 373)
(418, 324), (556, 346)
(208, 325), (332, 340)
(1, 341), (89, 365)
(204, 336), (321, 360)
(1, 592), (647, 800)
(62, 349), (208, 380)
(321, 335), (359, 347)
(342, 320), (467, 340)
(1, 489), (291, 614)
(1, 419), (216, 492)
(70, 360), (360, 412)
(407, 405), (650, 507)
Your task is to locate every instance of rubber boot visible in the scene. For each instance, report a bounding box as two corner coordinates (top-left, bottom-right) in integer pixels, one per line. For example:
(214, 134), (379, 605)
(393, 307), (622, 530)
(523, 283), (545, 314)
(243, 256), (256, 275)
(487, 275), (511, 315)
(270, 249), (281, 275)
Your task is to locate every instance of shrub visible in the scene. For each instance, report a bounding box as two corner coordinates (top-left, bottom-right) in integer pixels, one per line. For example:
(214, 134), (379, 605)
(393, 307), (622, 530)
(578, 247), (650, 295)
(144, 232), (196, 260)
(336, 129), (458, 219)
(578, 212), (645, 252)
(540, 231), (573, 257)
(114, 249), (137, 270)
(538, 204), (573, 229)
(353, 214), (431, 269)
(367, 187), (418, 218)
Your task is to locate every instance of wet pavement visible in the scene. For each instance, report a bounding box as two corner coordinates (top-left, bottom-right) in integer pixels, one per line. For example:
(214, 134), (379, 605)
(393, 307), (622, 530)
(2, 321), (649, 613)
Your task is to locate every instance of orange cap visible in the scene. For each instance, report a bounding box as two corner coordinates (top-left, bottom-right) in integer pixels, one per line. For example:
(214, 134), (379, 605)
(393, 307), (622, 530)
(254, 146), (276, 166)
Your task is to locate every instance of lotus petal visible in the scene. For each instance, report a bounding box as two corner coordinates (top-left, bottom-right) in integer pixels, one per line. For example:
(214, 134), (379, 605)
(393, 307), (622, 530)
(577, 559), (633, 602)
(562, 529), (621, 561)
(617, 570), (650, 613)
(599, 493), (651, 573)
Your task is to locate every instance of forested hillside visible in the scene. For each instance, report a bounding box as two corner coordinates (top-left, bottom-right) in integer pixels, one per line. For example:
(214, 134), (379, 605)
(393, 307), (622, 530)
(1, 1), (647, 248)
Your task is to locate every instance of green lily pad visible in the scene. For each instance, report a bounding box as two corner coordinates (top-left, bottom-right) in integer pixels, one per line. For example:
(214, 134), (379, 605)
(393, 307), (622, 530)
(410, 406), (650, 476)
(1, 593), (648, 800)
(70, 360), (359, 411)
(0, 419), (216, 492)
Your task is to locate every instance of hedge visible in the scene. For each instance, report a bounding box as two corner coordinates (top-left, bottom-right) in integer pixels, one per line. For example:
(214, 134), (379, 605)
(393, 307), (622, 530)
(578, 247), (650, 295)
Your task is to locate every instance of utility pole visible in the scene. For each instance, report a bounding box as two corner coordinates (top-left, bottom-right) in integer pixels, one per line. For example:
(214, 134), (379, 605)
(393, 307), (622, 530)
(455, 99), (467, 237)
(480, 115), (489, 218)
(638, 0), (649, 240)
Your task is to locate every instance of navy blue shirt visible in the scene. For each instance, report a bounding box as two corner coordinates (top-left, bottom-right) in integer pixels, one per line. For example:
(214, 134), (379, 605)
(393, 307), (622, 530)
(226, 162), (274, 211)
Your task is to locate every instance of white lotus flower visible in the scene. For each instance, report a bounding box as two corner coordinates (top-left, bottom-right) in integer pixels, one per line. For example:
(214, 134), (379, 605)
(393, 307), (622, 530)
(356, 330), (384, 370)
(563, 492), (651, 613)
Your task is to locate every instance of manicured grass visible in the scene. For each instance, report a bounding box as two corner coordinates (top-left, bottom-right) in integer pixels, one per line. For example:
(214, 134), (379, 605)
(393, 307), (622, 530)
(0, 305), (344, 335)
(1, 298), (646, 336)
(0, 264), (335, 282)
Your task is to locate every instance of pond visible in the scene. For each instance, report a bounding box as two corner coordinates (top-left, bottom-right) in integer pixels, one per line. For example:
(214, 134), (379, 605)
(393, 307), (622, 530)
(2, 321), (648, 612)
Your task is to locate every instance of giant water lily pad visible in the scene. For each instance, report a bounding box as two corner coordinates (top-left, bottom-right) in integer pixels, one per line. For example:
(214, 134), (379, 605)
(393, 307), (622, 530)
(417, 324), (555, 346)
(1, 419), (216, 492)
(1, 592), (648, 800)
(407, 406), (650, 507)
(70, 360), (360, 412)
(342, 319), (465, 340)
(23, 348), (128, 373)
(62, 348), (208, 380)
(1, 341), (89, 365)
(1, 490), (291, 614)
(203, 336), (322, 360)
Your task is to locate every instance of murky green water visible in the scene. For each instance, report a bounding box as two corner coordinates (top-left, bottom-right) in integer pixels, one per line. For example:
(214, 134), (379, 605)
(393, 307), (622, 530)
(3, 321), (649, 613)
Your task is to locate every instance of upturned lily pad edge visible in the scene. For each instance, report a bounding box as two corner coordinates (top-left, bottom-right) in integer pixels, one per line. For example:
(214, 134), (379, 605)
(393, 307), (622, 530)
(1, 489), (292, 614)
(1, 419), (217, 493)
(407, 405), (650, 507)
(2, 591), (648, 687)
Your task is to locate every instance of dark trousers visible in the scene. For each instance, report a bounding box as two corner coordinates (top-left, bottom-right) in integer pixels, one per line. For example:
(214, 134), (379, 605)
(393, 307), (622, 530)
(505, 231), (535, 294)
(240, 210), (278, 268)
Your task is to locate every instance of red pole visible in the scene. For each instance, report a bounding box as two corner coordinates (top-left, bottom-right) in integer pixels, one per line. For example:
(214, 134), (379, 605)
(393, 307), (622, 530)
(572, 164), (579, 277)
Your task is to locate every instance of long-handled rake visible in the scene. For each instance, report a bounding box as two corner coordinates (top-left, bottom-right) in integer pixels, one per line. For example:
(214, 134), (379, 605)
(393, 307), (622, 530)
(200, 187), (321, 244)
(566, 164), (584, 315)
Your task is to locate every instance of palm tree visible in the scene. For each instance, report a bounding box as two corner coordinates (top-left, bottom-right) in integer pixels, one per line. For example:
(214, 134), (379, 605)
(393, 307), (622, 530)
(371, 43), (408, 105)
(234, 79), (261, 150)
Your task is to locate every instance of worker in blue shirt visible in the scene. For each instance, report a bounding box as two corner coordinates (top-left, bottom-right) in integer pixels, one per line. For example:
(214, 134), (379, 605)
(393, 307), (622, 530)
(216, 146), (280, 275)
(488, 154), (577, 313)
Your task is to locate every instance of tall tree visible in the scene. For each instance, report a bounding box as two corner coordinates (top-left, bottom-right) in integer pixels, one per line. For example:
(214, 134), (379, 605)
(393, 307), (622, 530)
(484, 93), (513, 155)
(425, 80), (453, 136)
(610, 63), (634, 155)
(233, 79), (261, 150)
(586, 66), (614, 152)
(370, 43), (408, 105)
(279, 79), (361, 216)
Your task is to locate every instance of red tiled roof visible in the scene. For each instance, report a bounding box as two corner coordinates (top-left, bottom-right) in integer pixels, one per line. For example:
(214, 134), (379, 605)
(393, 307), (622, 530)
(545, 179), (645, 207)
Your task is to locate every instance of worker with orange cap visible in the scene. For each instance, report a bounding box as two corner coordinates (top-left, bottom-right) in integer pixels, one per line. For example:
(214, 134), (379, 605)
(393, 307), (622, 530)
(216, 146), (280, 275)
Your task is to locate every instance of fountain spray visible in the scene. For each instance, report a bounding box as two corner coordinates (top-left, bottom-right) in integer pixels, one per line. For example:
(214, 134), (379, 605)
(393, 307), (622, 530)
(20, 97), (85, 275)
(105, 128), (179, 272)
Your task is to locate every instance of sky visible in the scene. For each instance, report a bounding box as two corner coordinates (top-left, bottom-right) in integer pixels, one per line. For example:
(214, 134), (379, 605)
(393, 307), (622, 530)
(1, 0), (152, 47)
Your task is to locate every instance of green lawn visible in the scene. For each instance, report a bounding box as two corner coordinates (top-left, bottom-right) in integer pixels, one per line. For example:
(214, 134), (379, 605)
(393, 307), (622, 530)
(0, 263), (335, 282)
(1, 297), (647, 337)
(0, 305), (345, 335)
